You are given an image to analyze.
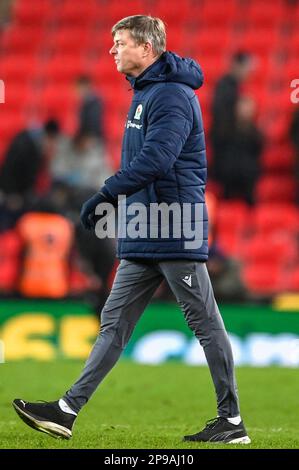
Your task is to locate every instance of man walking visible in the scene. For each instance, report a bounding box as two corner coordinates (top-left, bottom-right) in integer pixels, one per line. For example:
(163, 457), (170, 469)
(13, 15), (250, 444)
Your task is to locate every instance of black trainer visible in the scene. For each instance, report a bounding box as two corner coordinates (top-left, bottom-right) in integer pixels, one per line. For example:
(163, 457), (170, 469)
(183, 417), (251, 444)
(12, 399), (76, 439)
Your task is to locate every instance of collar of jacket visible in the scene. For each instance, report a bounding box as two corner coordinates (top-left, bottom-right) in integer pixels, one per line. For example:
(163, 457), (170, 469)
(125, 51), (204, 92)
(126, 52), (166, 91)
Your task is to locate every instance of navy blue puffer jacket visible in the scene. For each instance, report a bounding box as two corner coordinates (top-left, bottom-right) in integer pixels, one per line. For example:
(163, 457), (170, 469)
(102, 51), (208, 261)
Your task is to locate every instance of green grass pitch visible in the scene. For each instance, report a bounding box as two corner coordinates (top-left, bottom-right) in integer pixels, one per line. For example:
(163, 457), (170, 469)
(1, 360), (298, 449)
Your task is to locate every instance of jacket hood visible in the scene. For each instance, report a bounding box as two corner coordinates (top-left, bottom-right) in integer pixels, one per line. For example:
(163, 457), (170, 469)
(127, 51), (204, 91)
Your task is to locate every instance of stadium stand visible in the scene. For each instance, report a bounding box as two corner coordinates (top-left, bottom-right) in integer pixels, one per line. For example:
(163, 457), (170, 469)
(0, 0), (298, 299)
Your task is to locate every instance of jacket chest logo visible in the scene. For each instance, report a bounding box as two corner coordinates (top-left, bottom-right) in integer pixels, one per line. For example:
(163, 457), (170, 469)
(134, 104), (143, 120)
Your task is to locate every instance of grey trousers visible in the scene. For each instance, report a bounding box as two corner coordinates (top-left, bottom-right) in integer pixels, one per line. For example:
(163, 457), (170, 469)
(63, 259), (240, 417)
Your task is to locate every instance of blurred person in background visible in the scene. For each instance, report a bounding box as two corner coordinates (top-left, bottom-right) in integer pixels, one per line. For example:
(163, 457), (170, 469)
(0, 0), (12, 28)
(210, 51), (253, 142)
(0, 119), (60, 230)
(13, 15), (250, 445)
(207, 243), (247, 302)
(212, 95), (263, 205)
(0, 119), (60, 199)
(49, 129), (115, 304)
(14, 194), (104, 305)
(50, 131), (112, 192)
(75, 75), (104, 142)
(210, 51), (257, 202)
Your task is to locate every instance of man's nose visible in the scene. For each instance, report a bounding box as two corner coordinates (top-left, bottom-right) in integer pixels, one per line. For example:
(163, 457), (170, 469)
(109, 45), (116, 55)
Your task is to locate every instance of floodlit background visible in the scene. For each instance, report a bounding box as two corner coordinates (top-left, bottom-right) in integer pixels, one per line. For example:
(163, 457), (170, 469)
(0, 0), (299, 449)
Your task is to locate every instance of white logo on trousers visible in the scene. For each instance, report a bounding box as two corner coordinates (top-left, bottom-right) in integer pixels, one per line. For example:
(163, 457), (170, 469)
(182, 275), (192, 287)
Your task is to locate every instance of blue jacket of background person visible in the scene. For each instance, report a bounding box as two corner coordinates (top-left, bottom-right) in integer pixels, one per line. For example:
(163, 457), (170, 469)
(102, 51), (209, 261)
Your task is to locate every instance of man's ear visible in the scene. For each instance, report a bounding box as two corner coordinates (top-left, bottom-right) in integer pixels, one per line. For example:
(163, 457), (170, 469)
(142, 42), (153, 57)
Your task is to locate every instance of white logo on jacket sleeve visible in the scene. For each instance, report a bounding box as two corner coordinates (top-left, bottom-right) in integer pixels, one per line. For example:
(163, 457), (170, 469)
(134, 104), (143, 120)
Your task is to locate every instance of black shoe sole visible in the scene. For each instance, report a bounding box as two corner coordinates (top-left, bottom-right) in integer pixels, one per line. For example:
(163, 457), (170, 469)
(183, 435), (251, 444)
(12, 402), (72, 440)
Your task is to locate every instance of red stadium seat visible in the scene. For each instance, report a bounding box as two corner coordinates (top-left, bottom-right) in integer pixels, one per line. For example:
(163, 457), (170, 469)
(0, 230), (22, 293)
(246, 1), (284, 27)
(255, 175), (297, 203)
(216, 201), (251, 234)
(238, 28), (279, 56)
(242, 262), (285, 296)
(104, 111), (127, 140)
(293, 2), (299, 20)
(86, 29), (114, 55)
(0, 142), (6, 164)
(98, 0), (144, 25)
(196, 55), (227, 86)
(195, 29), (231, 55)
(262, 116), (291, 143)
(0, 57), (38, 83)
(195, 86), (212, 114)
(242, 56), (273, 89)
(288, 268), (299, 292)
(217, 231), (244, 257)
(0, 112), (25, 144)
(201, 0), (238, 25)
(215, 201), (251, 257)
(2, 85), (31, 111)
(59, 0), (99, 26)
(1, 25), (44, 53)
(105, 141), (122, 170)
(259, 91), (294, 129)
(290, 31), (299, 55)
(154, 1), (191, 25)
(166, 29), (185, 53)
(285, 58), (299, 82)
(12, 0), (51, 25)
(49, 28), (91, 54)
(44, 55), (89, 83)
(261, 145), (295, 172)
(91, 57), (125, 84)
(40, 85), (77, 117)
(252, 203), (299, 235)
(99, 84), (131, 113)
(241, 234), (298, 265)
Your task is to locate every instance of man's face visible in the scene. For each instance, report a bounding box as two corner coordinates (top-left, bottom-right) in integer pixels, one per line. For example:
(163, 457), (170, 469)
(109, 29), (146, 77)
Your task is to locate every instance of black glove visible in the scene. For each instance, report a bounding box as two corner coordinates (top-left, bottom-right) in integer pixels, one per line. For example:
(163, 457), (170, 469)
(80, 189), (116, 231)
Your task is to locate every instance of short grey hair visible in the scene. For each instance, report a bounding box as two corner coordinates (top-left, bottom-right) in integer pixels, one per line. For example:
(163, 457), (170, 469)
(111, 15), (166, 57)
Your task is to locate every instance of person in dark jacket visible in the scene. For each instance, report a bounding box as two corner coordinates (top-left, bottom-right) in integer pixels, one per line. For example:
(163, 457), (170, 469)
(0, 119), (60, 198)
(210, 51), (253, 183)
(214, 96), (263, 204)
(211, 52), (252, 135)
(0, 120), (60, 230)
(75, 75), (104, 140)
(13, 16), (250, 445)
